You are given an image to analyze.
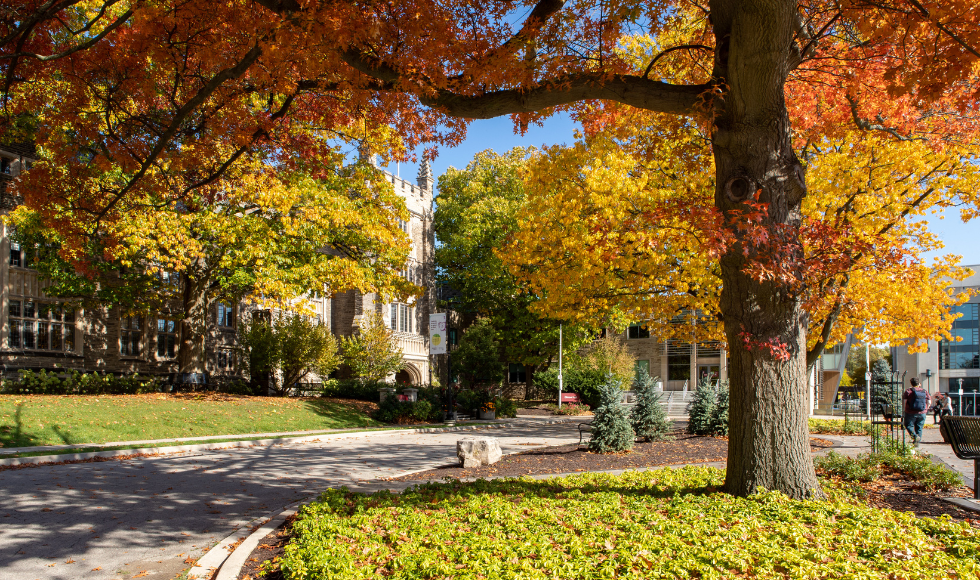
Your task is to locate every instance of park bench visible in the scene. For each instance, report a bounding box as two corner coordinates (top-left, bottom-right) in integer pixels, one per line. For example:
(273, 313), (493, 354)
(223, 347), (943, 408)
(939, 416), (980, 500)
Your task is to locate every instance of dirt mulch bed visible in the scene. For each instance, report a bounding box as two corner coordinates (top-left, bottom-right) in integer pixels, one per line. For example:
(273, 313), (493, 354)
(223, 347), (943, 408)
(386, 432), (834, 482)
(853, 473), (980, 527)
(237, 518), (293, 580)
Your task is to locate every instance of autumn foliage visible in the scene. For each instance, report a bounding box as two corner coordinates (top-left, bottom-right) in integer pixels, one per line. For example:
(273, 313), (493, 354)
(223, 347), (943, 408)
(3, 0), (979, 498)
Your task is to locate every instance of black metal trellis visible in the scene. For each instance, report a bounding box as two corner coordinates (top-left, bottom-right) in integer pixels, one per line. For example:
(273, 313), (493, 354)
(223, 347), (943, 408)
(869, 371), (908, 453)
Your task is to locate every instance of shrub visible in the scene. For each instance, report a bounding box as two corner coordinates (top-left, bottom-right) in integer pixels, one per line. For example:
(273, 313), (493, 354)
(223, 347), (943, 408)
(317, 379), (388, 401)
(630, 369), (671, 441)
(686, 378), (729, 436)
(494, 397), (518, 418)
(374, 394), (439, 423)
(588, 378), (634, 453)
(687, 378), (717, 435)
(547, 402), (591, 416)
(1, 369), (164, 395)
(280, 468), (980, 580)
(815, 450), (963, 491)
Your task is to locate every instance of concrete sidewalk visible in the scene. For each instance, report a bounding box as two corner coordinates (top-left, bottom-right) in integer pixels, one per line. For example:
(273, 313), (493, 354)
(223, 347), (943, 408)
(0, 419), (587, 580)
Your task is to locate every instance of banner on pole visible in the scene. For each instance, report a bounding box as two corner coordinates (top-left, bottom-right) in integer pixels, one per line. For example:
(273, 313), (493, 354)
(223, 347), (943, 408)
(429, 313), (447, 355)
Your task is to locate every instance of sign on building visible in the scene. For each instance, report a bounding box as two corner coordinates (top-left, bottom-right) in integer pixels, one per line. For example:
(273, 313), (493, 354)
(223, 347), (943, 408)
(429, 313), (447, 355)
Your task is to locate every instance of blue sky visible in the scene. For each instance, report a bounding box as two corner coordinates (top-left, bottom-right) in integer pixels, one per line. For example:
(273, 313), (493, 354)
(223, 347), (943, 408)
(388, 115), (978, 267)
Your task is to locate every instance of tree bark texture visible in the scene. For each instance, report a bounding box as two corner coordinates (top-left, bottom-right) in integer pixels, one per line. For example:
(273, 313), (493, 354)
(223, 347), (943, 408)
(178, 265), (208, 375)
(710, 0), (822, 499)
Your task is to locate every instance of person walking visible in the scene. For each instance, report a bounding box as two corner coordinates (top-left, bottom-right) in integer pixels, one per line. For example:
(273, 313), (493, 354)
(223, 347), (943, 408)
(938, 392), (953, 420)
(902, 377), (931, 445)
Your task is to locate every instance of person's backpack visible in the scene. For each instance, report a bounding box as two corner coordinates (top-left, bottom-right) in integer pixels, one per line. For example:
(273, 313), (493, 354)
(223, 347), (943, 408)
(910, 388), (928, 412)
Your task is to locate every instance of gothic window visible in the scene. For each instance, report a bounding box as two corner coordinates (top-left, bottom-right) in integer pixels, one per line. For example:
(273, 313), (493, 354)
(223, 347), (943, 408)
(120, 316), (141, 356)
(8, 300), (75, 351)
(157, 318), (177, 359)
(217, 302), (235, 328)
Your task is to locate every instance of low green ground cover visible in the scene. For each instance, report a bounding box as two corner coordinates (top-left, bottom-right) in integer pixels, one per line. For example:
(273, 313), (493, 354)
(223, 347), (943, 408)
(808, 418), (873, 435)
(0, 394), (381, 448)
(815, 450), (963, 491)
(279, 468), (979, 580)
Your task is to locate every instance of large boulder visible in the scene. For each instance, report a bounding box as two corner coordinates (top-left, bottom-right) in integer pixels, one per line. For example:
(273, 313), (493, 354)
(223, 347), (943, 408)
(456, 437), (502, 468)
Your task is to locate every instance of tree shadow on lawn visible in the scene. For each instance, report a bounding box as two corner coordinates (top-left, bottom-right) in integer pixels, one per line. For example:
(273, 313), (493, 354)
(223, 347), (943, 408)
(0, 401), (40, 449)
(301, 398), (381, 428)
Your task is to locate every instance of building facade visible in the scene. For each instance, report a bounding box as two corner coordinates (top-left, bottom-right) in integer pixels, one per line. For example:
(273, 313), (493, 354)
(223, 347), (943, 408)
(892, 266), (980, 406)
(0, 144), (435, 386)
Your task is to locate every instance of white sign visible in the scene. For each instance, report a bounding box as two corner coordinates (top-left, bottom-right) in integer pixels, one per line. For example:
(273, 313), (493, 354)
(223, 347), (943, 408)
(429, 313), (447, 355)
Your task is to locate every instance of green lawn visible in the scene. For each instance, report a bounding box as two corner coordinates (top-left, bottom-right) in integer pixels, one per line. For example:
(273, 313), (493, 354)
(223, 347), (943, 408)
(0, 394), (382, 449)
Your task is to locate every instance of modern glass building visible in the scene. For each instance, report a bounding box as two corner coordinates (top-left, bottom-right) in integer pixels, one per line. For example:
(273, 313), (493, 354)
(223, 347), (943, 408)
(893, 265), (980, 414)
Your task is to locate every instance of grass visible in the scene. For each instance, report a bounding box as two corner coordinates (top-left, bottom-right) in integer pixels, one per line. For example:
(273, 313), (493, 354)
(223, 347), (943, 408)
(0, 393), (383, 449)
(277, 468), (980, 580)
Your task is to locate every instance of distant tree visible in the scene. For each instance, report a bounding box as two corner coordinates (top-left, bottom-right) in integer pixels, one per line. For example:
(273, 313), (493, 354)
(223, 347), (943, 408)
(341, 311), (405, 383)
(573, 336), (636, 389)
(434, 148), (592, 391)
(452, 318), (505, 389)
(846, 345), (892, 388)
(239, 312), (341, 396)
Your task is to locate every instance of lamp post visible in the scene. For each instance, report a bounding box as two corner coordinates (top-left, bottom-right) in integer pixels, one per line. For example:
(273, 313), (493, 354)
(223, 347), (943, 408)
(959, 378), (964, 416)
(557, 323), (564, 409)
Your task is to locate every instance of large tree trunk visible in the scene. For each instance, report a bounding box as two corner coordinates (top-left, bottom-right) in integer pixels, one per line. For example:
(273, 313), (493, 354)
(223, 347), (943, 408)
(711, 0), (822, 499)
(178, 265), (209, 375)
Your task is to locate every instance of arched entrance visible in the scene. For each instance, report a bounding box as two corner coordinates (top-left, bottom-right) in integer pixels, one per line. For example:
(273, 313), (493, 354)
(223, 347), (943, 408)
(394, 363), (422, 386)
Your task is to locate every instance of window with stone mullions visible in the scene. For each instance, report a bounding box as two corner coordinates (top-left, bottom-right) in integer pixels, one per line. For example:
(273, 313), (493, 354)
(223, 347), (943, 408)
(157, 318), (177, 359)
(390, 303), (414, 333)
(8, 300), (75, 351)
(217, 302), (234, 328)
(120, 316), (141, 356)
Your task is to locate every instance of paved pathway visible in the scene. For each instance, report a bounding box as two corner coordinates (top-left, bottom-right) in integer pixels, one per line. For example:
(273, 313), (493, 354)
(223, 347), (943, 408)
(0, 420), (585, 580)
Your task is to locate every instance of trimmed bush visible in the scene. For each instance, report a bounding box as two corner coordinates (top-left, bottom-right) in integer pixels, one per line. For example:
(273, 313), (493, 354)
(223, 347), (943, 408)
(534, 366), (609, 408)
(588, 378), (634, 453)
(317, 379), (387, 401)
(2, 369), (164, 395)
(630, 369), (671, 441)
(279, 468), (980, 580)
(374, 394), (439, 423)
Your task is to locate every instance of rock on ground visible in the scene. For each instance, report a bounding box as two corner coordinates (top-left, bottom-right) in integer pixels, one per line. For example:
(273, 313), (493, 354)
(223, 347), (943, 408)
(457, 437), (502, 468)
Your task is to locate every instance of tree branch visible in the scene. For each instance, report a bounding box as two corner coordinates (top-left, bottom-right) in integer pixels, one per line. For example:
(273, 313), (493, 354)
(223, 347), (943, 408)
(420, 75), (711, 118)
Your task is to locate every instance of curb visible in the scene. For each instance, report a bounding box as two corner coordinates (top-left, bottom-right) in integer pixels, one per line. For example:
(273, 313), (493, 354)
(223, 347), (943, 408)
(187, 499), (307, 580)
(0, 417), (583, 468)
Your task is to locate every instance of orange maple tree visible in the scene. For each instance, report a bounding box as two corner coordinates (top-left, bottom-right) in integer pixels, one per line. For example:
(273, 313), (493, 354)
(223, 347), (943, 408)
(2, 0), (978, 498)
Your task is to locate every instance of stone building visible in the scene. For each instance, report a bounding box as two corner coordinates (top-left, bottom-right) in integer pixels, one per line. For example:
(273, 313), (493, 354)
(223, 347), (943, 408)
(0, 144), (435, 386)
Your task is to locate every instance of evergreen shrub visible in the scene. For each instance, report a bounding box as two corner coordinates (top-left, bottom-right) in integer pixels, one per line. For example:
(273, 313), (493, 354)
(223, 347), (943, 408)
(630, 369), (671, 441)
(588, 378), (634, 453)
(687, 378), (729, 436)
